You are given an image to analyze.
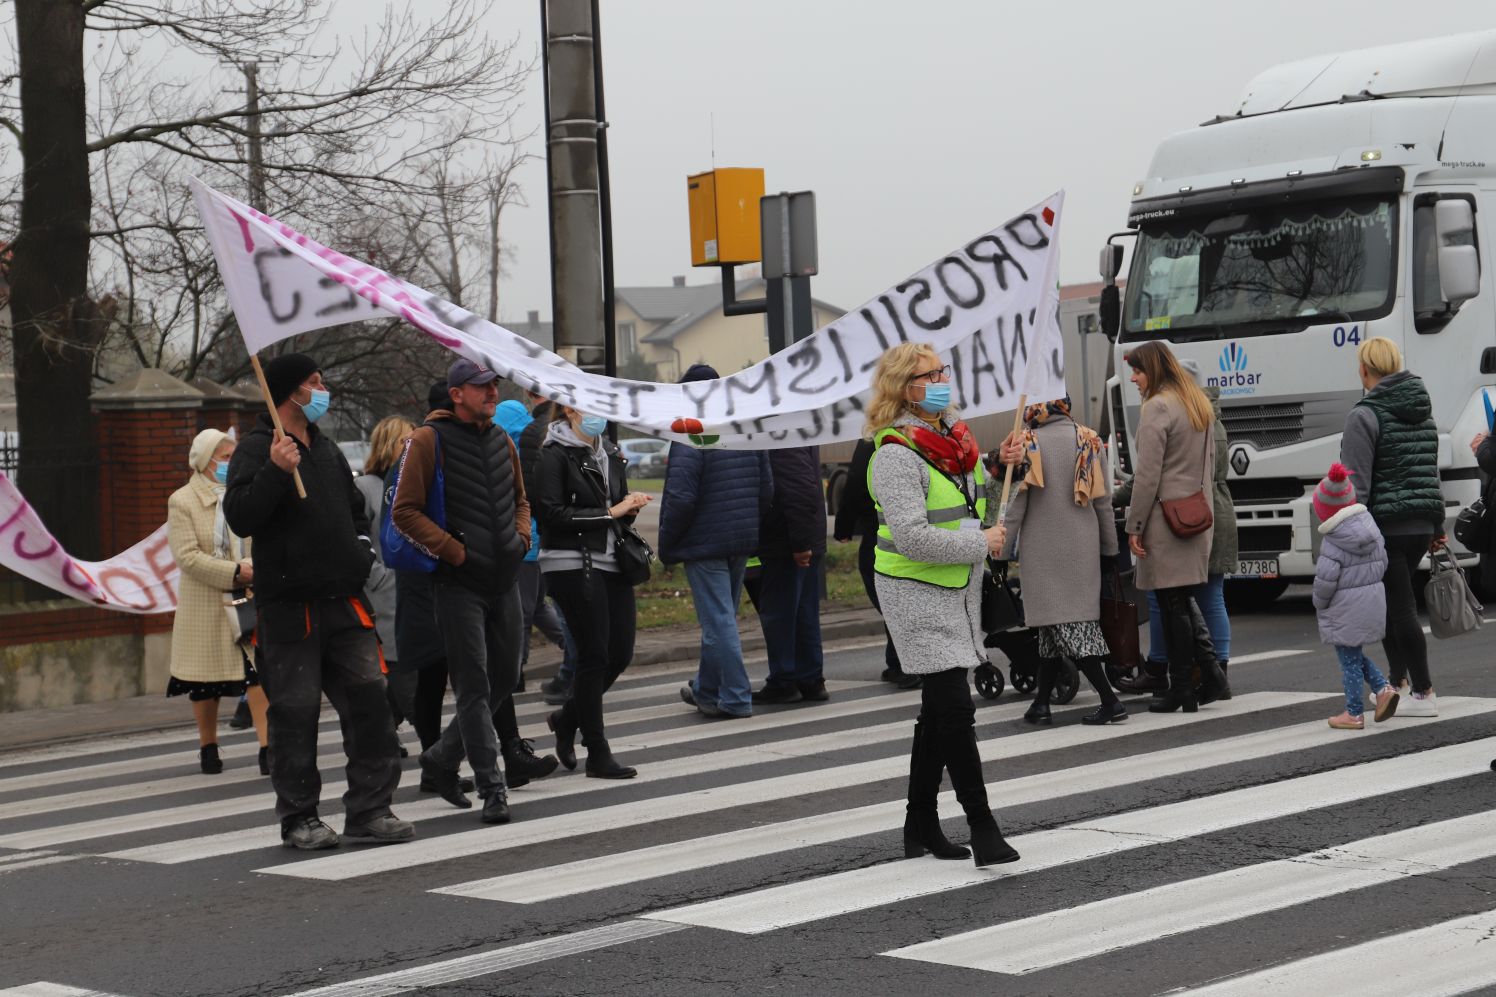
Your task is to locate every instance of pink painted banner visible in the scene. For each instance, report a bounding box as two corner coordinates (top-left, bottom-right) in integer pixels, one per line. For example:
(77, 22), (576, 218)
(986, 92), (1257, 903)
(0, 472), (177, 614)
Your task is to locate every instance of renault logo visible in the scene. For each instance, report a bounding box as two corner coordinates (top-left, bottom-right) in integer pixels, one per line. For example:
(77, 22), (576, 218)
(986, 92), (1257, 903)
(1230, 446), (1251, 476)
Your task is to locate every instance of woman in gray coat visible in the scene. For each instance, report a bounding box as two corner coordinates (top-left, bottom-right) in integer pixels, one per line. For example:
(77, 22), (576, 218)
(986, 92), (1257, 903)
(1123, 342), (1228, 713)
(1001, 398), (1124, 725)
(354, 416), (413, 735)
(867, 342), (1019, 869)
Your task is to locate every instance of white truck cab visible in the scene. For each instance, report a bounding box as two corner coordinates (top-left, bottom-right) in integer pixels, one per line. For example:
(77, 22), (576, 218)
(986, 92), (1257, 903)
(1101, 30), (1496, 603)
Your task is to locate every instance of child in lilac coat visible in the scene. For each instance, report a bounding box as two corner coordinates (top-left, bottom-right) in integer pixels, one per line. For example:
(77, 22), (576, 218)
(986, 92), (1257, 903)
(1312, 463), (1398, 729)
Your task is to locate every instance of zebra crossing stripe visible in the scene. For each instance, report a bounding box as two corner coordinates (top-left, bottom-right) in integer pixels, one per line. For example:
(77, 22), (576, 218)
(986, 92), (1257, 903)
(433, 692), (1320, 904)
(883, 808), (1496, 974)
(258, 693), (1341, 882)
(640, 734), (1496, 934)
(278, 920), (687, 997)
(1178, 908), (1496, 996)
(0, 984), (126, 997)
(94, 689), (1041, 864)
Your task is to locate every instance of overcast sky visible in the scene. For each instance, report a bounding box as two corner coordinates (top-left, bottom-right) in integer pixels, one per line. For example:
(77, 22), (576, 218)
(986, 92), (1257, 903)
(470, 1), (1493, 322)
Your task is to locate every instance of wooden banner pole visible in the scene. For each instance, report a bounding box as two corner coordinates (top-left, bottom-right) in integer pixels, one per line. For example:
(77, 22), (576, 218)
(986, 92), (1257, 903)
(249, 354), (308, 500)
(995, 393), (1028, 524)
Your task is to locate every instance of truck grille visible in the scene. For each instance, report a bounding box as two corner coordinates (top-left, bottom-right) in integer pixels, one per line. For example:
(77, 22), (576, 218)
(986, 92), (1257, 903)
(1222, 403), (1304, 450)
(1227, 478), (1307, 505)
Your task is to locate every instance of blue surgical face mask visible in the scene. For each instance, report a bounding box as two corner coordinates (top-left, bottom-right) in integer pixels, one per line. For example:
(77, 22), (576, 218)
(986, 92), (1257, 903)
(299, 388), (331, 424)
(917, 382), (952, 414)
(213, 461), (229, 485)
(579, 414), (609, 438)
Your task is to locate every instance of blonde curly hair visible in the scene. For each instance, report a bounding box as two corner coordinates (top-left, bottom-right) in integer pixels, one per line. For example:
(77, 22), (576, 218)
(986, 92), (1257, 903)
(364, 416), (417, 477)
(863, 342), (955, 438)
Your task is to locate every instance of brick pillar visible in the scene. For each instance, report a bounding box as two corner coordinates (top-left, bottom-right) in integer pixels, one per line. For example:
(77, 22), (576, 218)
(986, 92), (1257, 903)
(92, 370), (205, 554)
(231, 383), (265, 440)
(191, 378), (249, 434)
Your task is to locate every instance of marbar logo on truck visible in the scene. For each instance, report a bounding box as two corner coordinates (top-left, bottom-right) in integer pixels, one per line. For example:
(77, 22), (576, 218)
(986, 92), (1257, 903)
(1208, 342), (1262, 396)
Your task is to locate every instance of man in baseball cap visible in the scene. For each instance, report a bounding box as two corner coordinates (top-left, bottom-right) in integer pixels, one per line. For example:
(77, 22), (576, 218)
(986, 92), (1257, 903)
(447, 357), (498, 391)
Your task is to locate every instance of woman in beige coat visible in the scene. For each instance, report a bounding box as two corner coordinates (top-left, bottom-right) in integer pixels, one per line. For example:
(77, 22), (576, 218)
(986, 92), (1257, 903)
(167, 429), (269, 774)
(1122, 342), (1229, 714)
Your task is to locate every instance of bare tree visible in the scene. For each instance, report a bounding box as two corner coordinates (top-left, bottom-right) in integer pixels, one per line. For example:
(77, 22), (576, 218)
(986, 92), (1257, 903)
(0, 0), (533, 555)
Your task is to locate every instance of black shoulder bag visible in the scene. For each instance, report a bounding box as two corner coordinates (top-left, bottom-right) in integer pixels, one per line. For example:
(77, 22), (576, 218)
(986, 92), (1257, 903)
(575, 448), (655, 586)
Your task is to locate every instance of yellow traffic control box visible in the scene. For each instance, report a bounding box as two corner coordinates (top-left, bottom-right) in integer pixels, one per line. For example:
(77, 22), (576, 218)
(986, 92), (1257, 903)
(686, 167), (765, 266)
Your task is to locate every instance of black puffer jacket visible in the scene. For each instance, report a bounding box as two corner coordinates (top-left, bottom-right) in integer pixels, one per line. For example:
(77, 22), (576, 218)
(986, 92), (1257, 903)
(534, 434), (635, 554)
(519, 401), (561, 486)
(760, 445), (828, 559)
(223, 415), (374, 605)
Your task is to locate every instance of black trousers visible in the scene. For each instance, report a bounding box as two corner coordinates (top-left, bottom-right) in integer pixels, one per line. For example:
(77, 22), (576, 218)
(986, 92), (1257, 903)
(410, 661), (450, 751)
(546, 568), (636, 749)
(857, 532), (903, 672)
(1382, 533), (1433, 694)
(257, 597), (401, 829)
(914, 667), (993, 825)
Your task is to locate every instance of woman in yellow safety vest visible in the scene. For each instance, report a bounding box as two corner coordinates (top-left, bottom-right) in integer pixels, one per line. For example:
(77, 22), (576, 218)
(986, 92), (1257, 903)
(866, 342), (1020, 868)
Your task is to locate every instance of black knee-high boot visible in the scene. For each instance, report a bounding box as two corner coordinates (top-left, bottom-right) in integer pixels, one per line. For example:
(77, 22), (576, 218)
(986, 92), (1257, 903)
(1188, 600), (1231, 703)
(1150, 590), (1200, 714)
(1024, 659), (1055, 725)
(939, 725), (1020, 867)
(902, 721), (969, 860)
(1077, 656), (1127, 724)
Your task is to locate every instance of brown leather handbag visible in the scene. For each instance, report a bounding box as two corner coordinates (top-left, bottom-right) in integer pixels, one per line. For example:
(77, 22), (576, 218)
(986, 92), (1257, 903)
(1159, 424), (1214, 539)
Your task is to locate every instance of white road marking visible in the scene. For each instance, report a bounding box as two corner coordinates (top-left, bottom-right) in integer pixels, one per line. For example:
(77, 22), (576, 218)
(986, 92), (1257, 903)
(0, 985), (128, 997)
(434, 692), (1321, 904)
(1179, 908), (1496, 996)
(642, 733), (1496, 934)
(886, 809), (1496, 973)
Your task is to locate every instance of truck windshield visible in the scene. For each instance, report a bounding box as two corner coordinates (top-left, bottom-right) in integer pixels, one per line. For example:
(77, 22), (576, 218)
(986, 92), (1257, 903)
(1122, 195), (1396, 340)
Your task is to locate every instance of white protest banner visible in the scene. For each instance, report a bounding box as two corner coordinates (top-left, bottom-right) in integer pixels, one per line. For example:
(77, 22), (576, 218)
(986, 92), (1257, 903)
(0, 471), (178, 613)
(191, 178), (1064, 448)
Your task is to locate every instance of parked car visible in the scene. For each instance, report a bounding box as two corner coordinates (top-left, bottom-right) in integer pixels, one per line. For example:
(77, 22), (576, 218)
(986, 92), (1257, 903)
(618, 438), (668, 477)
(337, 440), (371, 475)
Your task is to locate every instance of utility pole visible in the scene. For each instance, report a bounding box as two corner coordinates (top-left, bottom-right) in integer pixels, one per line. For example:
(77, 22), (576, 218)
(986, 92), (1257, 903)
(541, 0), (606, 373)
(230, 62), (276, 212)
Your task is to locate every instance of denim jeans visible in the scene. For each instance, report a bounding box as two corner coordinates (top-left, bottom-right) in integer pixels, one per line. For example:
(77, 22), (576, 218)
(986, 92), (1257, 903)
(1335, 644), (1390, 717)
(758, 554), (825, 690)
(1146, 574), (1231, 663)
(685, 556), (752, 717)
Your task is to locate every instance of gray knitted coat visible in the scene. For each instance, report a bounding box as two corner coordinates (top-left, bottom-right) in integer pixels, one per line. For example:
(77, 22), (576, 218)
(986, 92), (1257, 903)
(868, 416), (988, 675)
(1001, 417), (1118, 627)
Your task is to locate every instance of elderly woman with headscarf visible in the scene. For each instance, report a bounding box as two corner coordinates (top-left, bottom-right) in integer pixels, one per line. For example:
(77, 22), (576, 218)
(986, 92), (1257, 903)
(999, 398), (1124, 726)
(166, 428), (269, 775)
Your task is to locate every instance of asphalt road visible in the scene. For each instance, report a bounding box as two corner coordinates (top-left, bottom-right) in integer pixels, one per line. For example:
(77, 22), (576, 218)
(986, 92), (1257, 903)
(2, 588), (1496, 997)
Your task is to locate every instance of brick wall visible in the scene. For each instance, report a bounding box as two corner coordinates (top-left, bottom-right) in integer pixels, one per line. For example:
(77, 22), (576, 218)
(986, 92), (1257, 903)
(0, 601), (172, 648)
(95, 407), (200, 554)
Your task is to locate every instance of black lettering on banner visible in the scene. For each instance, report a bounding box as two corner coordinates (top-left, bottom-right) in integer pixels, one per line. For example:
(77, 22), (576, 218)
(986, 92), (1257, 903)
(878, 295), (912, 346)
(933, 257), (985, 310)
(1005, 213), (1050, 250)
(966, 331), (1005, 407)
(965, 235), (1028, 292)
(620, 382), (657, 418)
(513, 337), (547, 359)
(859, 307), (896, 373)
(314, 276), (361, 318)
(795, 406), (825, 440)
(724, 364), (782, 415)
(254, 248), (301, 323)
(681, 379), (720, 419)
(583, 387), (622, 416)
(544, 382), (577, 405)
(785, 340), (836, 395)
(827, 392), (865, 437)
(949, 344), (966, 406)
(896, 278), (952, 331)
(999, 311), (1030, 393)
(825, 325), (856, 383)
(424, 295), (485, 333)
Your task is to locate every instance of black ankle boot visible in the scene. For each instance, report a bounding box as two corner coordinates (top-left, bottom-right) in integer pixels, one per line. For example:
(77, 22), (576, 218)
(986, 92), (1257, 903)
(199, 743), (223, 775)
(968, 818), (1021, 867)
(503, 738), (559, 788)
(1022, 701), (1052, 725)
(585, 742), (636, 780)
(547, 710), (577, 770)
(903, 812), (971, 860)
(257, 746), (270, 776)
(1148, 688), (1199, 713)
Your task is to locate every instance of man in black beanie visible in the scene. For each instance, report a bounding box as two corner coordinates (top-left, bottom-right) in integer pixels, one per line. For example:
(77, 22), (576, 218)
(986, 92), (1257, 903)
(224, 353), (413, 850)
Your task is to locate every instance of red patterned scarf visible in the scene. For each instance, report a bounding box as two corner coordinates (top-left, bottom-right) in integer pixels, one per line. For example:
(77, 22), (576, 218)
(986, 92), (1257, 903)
(882, 420), (980, 476)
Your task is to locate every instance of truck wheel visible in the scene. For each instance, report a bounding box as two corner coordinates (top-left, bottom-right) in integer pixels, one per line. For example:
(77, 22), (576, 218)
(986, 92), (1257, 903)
(1223, 578), (1289, 612)
(826, 467), (847, 515)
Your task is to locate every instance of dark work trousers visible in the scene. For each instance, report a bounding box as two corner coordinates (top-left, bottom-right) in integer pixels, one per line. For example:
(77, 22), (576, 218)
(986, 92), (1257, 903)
(545, 568), (637, 750)
(256, 597), (401, 830)
(857, 532), (903, 673)
(410, 660), (450, 751)
(758, 554), (826, 691)
(1381, 532), (1434, 694)
(385, 668), (418, 729)
(426, 581), (523, 798)
(917, 667), (993, 826)
(518, 561), (568, 669)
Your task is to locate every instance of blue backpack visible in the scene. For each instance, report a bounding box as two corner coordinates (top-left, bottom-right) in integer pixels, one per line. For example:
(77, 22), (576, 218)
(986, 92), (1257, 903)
(380, 429), (444, 573)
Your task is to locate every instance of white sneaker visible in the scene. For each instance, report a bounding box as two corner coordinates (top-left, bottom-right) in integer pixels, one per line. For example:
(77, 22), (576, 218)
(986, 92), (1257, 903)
(1399, 690), (1438, 717)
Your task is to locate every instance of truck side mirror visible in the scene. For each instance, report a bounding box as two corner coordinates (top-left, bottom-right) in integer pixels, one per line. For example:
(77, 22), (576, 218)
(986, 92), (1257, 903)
(1099, 244), (1124, 282)
(1436, 199), (1480, 306)
(1099, 284), (1121, 341)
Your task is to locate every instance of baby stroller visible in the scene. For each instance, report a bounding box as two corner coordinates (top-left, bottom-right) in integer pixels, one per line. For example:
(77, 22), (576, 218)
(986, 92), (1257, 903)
(973, 562), (1081, 705)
